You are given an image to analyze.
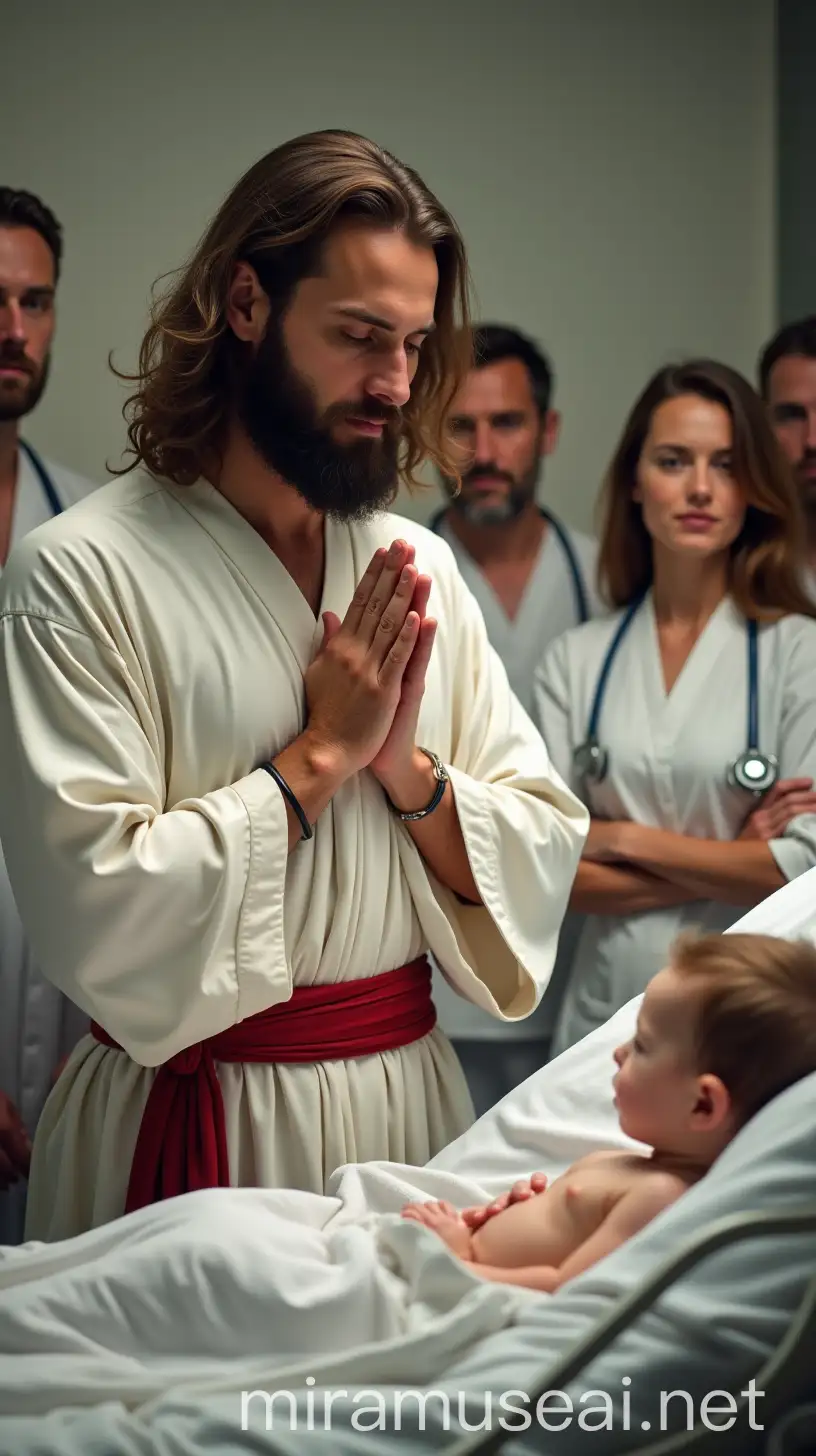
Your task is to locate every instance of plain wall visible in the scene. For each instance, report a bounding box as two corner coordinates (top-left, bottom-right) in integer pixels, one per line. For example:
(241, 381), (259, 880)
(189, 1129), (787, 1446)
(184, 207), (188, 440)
(4, 0), (775, 532)
(777, 0), (816, 322)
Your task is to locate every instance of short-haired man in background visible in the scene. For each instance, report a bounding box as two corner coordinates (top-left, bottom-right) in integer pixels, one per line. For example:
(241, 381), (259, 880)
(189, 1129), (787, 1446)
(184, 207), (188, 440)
(0, 187), (97, 1241)
(430, 324), (603, 717)
(759, 315), (816, 592)
(429, 323), (603, 1113)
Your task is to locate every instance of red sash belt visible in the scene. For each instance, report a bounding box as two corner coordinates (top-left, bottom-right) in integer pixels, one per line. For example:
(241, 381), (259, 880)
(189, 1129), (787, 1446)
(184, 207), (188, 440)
(91, 956), (435, 1215)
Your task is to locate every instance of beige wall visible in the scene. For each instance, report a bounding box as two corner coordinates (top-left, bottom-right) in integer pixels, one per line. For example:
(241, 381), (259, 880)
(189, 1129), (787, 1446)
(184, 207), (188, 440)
(5, 0), (775, 532)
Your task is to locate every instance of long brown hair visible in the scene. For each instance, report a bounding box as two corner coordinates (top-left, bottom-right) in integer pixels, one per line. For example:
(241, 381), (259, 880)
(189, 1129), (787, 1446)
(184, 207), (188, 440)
(596, 359), (816, 620)
(112, 130), (473, 489)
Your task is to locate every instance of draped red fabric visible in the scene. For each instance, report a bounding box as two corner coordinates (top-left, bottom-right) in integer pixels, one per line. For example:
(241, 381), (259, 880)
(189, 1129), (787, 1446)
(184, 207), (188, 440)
(91, 956), (436, 1213)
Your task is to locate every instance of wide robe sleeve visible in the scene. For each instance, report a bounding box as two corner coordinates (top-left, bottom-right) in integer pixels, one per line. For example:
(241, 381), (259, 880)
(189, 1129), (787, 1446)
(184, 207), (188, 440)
(0, 605), (291, 1067)
(404, 547), (589, 1025)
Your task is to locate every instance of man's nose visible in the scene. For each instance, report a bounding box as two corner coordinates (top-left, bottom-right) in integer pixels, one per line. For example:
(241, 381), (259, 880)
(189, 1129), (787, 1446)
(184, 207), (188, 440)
(366, 352), (412, 410)
(472, 422), (498, 465)
(0, 300), (27, 345)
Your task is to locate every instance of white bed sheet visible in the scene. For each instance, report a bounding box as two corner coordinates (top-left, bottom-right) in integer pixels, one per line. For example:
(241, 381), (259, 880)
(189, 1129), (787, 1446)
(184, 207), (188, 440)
(2, 866), (816, 1453)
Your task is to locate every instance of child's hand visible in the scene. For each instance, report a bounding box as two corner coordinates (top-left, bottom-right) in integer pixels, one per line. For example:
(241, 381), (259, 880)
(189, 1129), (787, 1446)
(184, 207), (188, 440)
(402, 1197), (459, 1223)
(460, 1172), (548, 1229)
(402, 1200), (473, 1259)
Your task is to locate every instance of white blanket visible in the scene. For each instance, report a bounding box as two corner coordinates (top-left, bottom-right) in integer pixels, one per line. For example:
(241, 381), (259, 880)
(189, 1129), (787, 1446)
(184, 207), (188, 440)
(0, 1010), (642, 1428)
(0, 1187), (527, 1417)
(2, 865), (816, 1452)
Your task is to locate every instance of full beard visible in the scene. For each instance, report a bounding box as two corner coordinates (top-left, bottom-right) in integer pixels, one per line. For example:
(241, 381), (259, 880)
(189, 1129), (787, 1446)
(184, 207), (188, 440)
(444, 467), (538, 527)
(235, 320), (402, 522)
(0, 356), (49, 423)
(451, 489), (529, 526)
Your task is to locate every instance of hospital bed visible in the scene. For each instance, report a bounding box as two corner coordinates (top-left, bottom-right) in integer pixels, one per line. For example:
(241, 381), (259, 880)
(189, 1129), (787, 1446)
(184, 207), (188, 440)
(1, 869), (815, 1454)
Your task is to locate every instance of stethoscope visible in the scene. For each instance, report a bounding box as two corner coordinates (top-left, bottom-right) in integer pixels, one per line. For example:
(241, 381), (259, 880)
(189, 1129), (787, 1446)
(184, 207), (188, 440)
(430, 504), (590, 624)
(19, 440), (64, 518)
(572, 596), (778, 796)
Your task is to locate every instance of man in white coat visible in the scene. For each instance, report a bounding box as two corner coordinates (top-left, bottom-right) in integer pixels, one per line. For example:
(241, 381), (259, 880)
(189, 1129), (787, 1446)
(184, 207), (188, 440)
(430, 324), (603, 716)
(0, 187), (97, 1242)
(0, 131), (587, 1242)
(759, 315), (816, 596)
(429, 324), (604, 1111)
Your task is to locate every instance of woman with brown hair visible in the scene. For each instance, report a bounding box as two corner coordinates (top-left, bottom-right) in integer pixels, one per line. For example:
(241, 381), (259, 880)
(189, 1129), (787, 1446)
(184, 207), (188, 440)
(533, 359), (816, 1054)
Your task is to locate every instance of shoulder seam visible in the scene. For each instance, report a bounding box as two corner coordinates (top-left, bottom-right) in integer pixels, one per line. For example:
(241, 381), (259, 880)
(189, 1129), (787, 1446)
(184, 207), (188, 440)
(0, 608), (124, 658)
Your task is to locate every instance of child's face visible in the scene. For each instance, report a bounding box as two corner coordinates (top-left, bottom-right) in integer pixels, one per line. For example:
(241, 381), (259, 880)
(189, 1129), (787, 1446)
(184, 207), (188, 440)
(612, 966), (708, 1150)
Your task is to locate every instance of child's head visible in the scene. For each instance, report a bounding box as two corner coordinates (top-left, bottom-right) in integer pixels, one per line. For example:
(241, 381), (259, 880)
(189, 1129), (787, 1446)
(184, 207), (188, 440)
(612, 931), (816, 1160)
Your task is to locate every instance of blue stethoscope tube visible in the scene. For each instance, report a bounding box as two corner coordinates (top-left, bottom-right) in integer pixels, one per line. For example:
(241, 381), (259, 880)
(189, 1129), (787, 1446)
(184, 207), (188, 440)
(431, 505), (589, 625)
(19, 440), (63, 518)
(572, 598), (777, 796)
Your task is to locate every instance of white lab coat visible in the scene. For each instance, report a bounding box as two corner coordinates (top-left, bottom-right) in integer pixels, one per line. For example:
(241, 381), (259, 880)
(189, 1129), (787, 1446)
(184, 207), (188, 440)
(0, 442), (97, 1243)
(532, 592), (816, 1055)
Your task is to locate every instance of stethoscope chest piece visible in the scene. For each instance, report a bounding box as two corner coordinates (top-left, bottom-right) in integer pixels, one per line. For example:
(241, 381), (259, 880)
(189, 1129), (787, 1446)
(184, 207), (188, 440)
(728, 750), (778, 796)
(572, 736), (609, 784)
(571, 602), (778, 799)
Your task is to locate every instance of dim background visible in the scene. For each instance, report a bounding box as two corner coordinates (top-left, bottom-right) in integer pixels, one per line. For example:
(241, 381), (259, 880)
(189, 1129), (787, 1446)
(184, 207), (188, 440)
(4, 0), (813, 530)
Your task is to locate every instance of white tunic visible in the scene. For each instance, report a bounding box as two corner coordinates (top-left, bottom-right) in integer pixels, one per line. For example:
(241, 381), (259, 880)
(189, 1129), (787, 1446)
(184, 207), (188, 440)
(0, 442), (97, 1245)
(0, 472), (587, 1240)
(432, 510), (603, 1044)
(532, 593), (816, 1053)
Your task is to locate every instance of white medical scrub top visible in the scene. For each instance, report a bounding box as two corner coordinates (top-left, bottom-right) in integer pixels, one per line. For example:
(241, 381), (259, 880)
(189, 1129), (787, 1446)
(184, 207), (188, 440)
(431, 509), (603, 1042)
(0, 442), (97, 1243)
(434, 511), (602, 717)
(533, 592), (816, 1055)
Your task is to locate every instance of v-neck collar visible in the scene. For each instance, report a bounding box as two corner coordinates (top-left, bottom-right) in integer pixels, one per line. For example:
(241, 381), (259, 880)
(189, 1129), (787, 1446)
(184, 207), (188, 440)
(440, 514), (558, 632)
(164, 477), (355, 666)
(639, 590), (740, 715)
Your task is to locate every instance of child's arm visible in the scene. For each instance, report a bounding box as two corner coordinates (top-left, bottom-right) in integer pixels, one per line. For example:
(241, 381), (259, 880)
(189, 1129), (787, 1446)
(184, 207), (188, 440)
(471, 1262), (561, 1293)
(472, 1174), (686, 1293)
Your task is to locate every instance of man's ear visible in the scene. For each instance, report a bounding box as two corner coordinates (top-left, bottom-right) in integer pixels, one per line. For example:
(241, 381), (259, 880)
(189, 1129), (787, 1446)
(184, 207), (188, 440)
(226, 261), (269, 343)
(691, 1073), (732, 1131)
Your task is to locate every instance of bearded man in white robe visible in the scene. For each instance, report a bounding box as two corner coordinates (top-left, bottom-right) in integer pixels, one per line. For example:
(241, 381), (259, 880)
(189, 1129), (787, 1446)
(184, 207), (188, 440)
(0, 129), (587, 1241)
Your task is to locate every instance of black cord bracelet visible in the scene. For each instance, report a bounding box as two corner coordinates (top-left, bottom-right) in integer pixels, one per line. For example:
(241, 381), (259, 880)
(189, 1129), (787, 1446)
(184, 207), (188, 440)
(261, 761), (314, 841)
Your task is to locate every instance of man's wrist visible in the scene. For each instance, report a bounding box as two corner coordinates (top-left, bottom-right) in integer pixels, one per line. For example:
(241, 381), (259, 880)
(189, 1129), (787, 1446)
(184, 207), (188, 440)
(378, 746), (440, 815)
(266, 729), (356, 847)
(296, 728), (356, 791)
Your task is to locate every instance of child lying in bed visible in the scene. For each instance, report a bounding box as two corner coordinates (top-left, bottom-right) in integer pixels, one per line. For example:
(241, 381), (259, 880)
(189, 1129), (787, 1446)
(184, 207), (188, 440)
(403, 930), (816, 1293)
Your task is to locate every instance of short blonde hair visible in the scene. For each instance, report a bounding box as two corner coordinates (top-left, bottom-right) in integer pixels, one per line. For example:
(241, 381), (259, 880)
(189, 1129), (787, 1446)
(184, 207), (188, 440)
(671, 931), (816, 1125)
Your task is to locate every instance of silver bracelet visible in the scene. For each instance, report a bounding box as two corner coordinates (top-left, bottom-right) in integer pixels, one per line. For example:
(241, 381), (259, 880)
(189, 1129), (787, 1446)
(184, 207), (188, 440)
(386, 747), (449, 821)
